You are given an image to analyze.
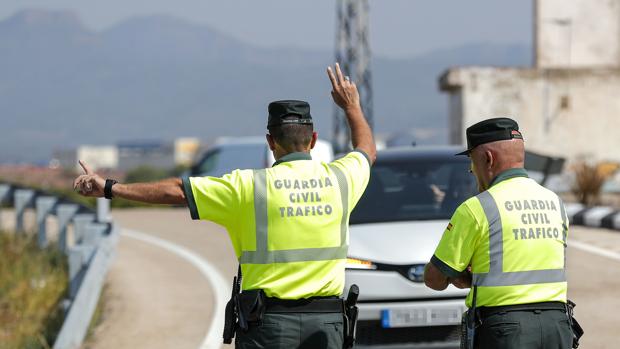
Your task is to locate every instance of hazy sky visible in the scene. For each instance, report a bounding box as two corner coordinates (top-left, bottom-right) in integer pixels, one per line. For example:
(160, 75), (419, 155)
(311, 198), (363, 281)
(0, 0), (533, 58)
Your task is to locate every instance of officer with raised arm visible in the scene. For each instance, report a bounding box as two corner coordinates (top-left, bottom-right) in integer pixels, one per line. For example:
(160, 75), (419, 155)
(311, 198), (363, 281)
(423, 118), (580, 348)
(74, 63), (376, 349)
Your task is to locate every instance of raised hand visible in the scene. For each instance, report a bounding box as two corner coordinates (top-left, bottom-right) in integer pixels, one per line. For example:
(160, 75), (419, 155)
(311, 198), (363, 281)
(327, 63), (361, 112)
(73, 160), (105, 197)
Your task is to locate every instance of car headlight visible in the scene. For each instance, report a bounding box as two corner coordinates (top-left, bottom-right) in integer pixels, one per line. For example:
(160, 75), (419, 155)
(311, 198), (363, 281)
(345, 257), (377, 270)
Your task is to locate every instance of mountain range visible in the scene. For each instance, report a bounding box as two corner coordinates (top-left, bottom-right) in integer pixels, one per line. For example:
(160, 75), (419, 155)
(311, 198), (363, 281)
(0, 9), (531, 163)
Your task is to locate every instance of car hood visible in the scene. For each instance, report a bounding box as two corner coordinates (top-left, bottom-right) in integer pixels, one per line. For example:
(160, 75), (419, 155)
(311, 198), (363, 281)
(348, 220), (449, 265)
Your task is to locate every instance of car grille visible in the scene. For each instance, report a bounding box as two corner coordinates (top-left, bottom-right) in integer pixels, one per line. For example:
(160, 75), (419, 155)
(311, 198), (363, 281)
(355, 320), (460, 346)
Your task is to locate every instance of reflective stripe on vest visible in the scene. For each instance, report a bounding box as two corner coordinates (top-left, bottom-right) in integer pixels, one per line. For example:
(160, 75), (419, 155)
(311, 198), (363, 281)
(472, 191), (567, 287)
(238, 166), (349, 264)
(559, 197), (568, 266)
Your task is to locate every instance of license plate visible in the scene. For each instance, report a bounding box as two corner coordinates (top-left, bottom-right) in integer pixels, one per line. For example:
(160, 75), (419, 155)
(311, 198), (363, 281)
(381, 306), (463, 328)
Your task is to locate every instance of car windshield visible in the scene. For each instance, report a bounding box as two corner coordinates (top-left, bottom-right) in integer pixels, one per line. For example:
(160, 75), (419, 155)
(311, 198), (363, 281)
(196, 144), (267, 177)
(350, 158), (478, 224)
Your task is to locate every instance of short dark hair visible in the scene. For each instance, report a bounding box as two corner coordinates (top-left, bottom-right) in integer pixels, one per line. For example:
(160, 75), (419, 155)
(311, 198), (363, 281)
(268, 116), (313, 152)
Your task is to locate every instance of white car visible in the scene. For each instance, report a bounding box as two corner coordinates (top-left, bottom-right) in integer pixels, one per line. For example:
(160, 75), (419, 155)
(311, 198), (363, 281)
(189, 136), (334, 177)
(345, 146), (478, 349)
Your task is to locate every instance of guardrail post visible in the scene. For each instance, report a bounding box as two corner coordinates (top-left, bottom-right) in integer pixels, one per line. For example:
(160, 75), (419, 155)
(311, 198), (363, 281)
(72, 214), (95, 245)
(57, 204), (79, 253)
(96, 198), (111, 223)
(14, 189), (35, 234)
(83, 223), (109, 247)
(67, 245), (95, 299)
(36, 196), (58, 248)
(0, 184), (12, 230)
(66, 221), (112, 299)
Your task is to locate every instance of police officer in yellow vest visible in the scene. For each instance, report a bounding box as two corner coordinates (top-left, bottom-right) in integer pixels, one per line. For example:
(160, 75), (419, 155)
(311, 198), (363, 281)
(73, 63), (376, 349)
(423, 118), (574, 349)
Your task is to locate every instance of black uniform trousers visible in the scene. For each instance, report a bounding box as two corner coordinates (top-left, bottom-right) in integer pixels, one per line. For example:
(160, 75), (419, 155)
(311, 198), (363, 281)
(235, 312), (344, 349)
(475, 307), (572, 349)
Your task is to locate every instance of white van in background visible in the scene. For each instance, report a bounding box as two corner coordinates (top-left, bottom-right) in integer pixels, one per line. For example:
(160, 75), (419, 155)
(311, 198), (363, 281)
(189, 136), (334, 177)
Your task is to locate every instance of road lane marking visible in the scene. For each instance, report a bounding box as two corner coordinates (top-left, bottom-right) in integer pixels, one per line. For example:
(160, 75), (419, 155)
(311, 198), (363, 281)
(570, 240), (620, 262)
(122, 229), (230, 349)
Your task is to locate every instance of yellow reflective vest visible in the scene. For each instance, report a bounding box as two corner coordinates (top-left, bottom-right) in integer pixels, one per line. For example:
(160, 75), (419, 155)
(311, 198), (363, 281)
(432, 168), (568, 307)
(183, 151), (370, 299)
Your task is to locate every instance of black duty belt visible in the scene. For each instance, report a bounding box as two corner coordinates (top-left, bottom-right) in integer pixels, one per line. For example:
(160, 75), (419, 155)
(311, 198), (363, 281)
(264, 296), (343, 313)
(478, 301), (566, 319)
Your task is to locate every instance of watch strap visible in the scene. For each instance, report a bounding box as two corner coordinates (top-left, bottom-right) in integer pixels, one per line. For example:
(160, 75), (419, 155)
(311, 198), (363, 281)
(104, 179), (118, 199)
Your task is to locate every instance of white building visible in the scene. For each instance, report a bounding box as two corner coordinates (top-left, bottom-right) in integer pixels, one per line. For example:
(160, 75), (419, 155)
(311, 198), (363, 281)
(76, 146), (119, 171)
(53, 137), (202, 171)
(440, 0), (620, 163)
(174, 137), (201, 166)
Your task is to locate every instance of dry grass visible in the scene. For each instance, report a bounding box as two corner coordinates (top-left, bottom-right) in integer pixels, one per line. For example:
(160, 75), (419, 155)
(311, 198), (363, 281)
(571, 161), (620, 206)
(0, 232), (68, 349)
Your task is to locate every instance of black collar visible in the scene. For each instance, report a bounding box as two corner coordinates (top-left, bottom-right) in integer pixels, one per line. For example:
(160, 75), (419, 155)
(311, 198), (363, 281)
(273, 152), (312, 166)
(489, 168), (529, 188)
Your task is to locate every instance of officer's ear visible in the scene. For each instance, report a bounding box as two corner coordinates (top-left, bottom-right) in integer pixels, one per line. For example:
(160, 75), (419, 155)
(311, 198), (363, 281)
(484, 150), (494, 170)
(266, 134), (276, 151)
(309, 132), (318, 149)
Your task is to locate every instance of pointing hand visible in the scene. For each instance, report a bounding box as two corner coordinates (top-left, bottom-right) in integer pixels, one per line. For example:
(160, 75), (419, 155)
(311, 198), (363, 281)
(73, 160), (106, 197)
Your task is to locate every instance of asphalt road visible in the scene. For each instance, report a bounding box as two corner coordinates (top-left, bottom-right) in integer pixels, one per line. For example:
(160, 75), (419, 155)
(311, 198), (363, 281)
(87, 208), (237, 349)
(85, 208), (620, 349)
(565, 225), (620, 349)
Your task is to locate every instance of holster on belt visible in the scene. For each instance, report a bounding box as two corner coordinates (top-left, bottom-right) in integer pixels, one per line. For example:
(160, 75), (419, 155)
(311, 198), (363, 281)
(222, 266), (242, 344)
(566, 300), (584, 348)
(343, 284), (359, 349)
(222, 280), (266, 343)
(460, 285), (479, 349)
(222, 294), (236, 344)
(238, 289), (267, 323)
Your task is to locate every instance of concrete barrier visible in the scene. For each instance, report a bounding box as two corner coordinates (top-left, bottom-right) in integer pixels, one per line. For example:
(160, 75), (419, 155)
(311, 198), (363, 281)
(562, 202), (620, 231)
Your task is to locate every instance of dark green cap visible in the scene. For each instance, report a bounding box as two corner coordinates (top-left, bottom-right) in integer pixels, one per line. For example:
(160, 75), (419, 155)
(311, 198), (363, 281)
(456, 117), (523, 155)
(267, 100), (313, 127)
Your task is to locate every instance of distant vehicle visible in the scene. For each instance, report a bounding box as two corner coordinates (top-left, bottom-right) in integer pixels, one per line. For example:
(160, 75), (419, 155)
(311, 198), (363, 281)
(189, 137), (334, 177)
(345, 146), (478, 349)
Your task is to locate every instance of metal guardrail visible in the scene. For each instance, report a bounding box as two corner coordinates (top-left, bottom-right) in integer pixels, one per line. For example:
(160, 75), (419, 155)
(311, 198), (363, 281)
(0, 183), (118, 349)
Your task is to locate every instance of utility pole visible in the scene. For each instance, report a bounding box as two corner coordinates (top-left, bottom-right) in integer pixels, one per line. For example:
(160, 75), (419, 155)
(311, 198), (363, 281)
(333, 0), (374, 154)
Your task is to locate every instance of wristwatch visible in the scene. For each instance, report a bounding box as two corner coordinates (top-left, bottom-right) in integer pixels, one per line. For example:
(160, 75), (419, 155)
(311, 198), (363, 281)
(104, 179), (118, 200)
